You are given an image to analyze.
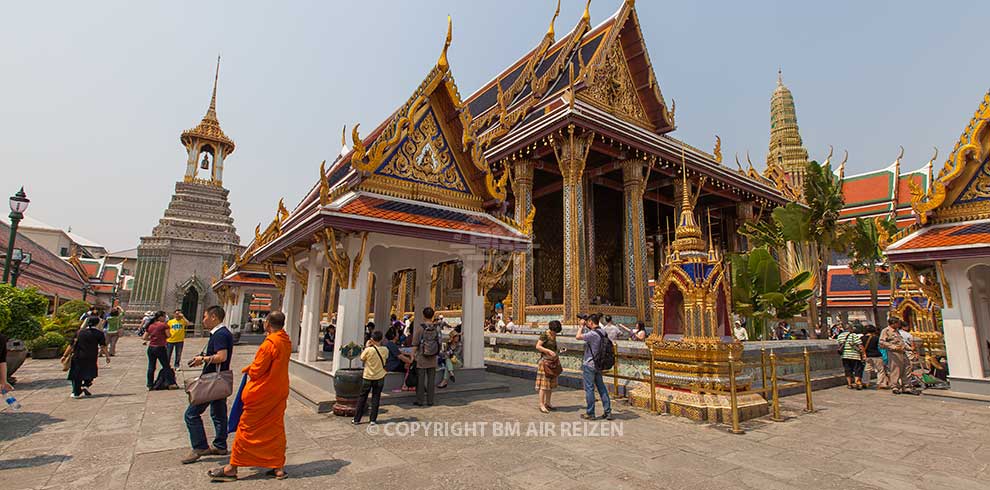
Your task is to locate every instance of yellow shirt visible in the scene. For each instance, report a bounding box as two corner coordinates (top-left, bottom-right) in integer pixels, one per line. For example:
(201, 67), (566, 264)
(166, 318), (187, 343)
(360, 345), (388, 380)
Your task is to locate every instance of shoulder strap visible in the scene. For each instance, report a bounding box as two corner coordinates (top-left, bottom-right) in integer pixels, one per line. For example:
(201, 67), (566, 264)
(373, 346), (386, 367)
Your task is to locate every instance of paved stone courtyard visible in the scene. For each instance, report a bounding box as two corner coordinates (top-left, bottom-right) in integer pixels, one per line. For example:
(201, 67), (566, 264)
(2, 336), (989, 489)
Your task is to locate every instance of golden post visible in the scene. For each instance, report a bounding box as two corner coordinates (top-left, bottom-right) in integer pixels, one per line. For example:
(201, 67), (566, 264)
(803, 347), (814, 413)
(613, 343), (620, 398)
(728, 349), (744, 434)
(649, 347), (657, 413)
(760, 346), (768, 396)
(769, 350), (783, 421)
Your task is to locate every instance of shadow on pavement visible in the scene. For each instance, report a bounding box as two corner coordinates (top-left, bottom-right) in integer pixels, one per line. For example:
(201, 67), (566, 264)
(0, 454), (71, 469)
(0, 412), (65, 441)
(238, 459), (350, 480)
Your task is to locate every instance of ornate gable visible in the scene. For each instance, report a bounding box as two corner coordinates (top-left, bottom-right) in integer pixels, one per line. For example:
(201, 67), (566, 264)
(374, 108), (471, 195)
(580, 40), (651, 127)
(911, 90), (990, 224)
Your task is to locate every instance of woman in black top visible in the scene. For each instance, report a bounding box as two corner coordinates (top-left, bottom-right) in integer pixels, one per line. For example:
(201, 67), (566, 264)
(862, 324), (887, 389)
(66, 315), (109, 398)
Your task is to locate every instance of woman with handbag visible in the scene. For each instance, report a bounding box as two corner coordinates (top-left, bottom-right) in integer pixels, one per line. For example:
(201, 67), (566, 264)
(535, 320), (563, 414)
(65, 315), (109, 398)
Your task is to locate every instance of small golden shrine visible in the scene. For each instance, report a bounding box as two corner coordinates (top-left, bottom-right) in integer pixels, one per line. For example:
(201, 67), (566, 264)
(891, 264), (945, 357)
(629, 156), (768, 422)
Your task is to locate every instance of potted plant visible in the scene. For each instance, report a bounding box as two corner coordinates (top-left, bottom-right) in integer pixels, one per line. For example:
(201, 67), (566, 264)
(331, 341), (365, 416)
(0, 285), (48, 383)
(26, 332), (68, 359)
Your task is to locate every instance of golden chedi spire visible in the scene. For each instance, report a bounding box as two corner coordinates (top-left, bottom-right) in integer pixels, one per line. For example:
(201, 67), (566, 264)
(767, 68), (808, 195)
(181, 55), (235, 155)
(673, 148), (705, 254)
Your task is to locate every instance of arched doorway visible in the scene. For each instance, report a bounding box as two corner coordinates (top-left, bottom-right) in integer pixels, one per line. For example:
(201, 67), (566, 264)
(968, 264), (990, 377)
(181, 287), (199, 324)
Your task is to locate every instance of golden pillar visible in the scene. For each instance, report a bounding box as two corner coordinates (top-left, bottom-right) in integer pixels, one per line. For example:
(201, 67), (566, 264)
(511, 159), (535, 324)
(552, 125), (594, 323)
(621, 159), (648, 321)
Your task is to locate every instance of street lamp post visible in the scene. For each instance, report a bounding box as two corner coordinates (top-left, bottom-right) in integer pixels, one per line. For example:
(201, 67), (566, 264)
(3, 187), (30, 284)
(10, 250), (31, 287)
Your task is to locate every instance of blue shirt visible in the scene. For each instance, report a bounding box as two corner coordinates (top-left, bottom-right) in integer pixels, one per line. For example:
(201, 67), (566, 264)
(582, 328), (606, 369)
(203, 325), (233, 374)
(383, 341), (404, 372)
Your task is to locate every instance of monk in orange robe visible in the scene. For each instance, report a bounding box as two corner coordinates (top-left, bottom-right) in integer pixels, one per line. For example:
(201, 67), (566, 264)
(209, 311), (292, 482)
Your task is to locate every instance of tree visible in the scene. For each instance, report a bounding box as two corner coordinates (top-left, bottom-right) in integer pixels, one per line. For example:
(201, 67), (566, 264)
(0, 284), (49, 341)
(730, 246), (814, 340)
(803, 160), (848, 335)
(846, 216), (898, 324)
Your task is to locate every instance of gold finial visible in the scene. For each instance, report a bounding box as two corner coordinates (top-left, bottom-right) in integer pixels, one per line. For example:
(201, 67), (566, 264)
(838, 150), (848, 181)
(746, 151), (755, 173)
(734, 153), (743, 172)
(777, 67), (783, 86)
(895, 145), (904, 165)
(438, 15), (452, 72)
(713, 135), (722, 163)
(822, 145), (834, 168)
(707, 207), (714, 255)
(547, 0), (561, 40)
(341, 125), (346, 147)
(927, 146), (938, 192)
(581, 0), (591, 23)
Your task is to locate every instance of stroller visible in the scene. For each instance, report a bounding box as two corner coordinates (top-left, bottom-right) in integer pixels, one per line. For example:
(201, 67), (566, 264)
(904, 353), (950, 393)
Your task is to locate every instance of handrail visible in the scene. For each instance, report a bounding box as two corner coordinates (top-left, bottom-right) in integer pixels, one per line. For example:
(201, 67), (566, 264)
(598, 342), (815, 434)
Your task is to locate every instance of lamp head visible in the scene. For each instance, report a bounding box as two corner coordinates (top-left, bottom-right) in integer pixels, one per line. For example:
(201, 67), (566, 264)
(11, 248), (23, 261)
(9, 187), (29, 214)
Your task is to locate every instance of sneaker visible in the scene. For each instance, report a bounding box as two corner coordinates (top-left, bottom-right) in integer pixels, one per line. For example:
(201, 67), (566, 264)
(580, 413), (596, 420)
(82, 389), (92, 397)
(70, 393), (83, 399)
(208, 447), (229, 456)
(369, 421), (377, 426)
(181, 449), (210, 464)
(600, 412), (613, 421)
(351, 420), (362, 425)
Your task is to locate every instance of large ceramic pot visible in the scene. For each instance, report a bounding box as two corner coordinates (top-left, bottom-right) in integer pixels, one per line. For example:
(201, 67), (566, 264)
(332, 368), (364, 417)
(5, 339), (27, 384)
(31, 347), (61, 359)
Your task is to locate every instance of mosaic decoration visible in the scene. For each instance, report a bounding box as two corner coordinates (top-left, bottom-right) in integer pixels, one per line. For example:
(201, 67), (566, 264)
(955, 156), (990, 205)
(375, 110), (470, 194)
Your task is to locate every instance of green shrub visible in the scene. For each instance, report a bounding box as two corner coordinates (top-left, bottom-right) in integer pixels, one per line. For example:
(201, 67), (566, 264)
(26, 331), (67, 351)
(56, 300), (90, 326)
(0, 284), (48, 341)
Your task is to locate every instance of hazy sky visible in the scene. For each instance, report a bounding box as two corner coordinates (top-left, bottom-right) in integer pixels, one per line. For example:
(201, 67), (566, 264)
(2, 1), (988, 251)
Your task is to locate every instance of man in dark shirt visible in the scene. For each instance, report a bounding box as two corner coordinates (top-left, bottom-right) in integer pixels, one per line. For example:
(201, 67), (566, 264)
(382, 329), (411, 373)
(0, 333), (11, 393)
(182, 305), (234, 464)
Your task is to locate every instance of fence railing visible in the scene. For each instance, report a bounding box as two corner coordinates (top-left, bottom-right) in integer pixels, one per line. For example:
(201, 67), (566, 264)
(601, 344), (815, 434)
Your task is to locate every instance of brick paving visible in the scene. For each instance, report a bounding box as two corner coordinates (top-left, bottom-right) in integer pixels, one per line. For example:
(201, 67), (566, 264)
(2, 336), (989, 489)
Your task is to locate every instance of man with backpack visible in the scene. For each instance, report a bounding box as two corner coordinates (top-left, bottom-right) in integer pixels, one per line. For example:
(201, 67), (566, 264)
(411, 306), (441, 406)
(575, 313), (613, 420)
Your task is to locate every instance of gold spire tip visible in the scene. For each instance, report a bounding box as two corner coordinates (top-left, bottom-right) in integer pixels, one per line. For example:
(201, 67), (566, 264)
(777, 67), (782, 86)
(547, 0), (561, 39)
(438, 15), (452, 71)
(582, 0), (591, 23)
(341, 124), (347, 147)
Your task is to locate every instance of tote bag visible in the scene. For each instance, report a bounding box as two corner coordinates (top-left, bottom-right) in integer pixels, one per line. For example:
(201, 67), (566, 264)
(185, 369), (234, 406)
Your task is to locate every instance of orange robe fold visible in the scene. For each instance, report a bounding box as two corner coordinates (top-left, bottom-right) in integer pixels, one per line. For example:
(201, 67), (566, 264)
(230, 329), (292, 468)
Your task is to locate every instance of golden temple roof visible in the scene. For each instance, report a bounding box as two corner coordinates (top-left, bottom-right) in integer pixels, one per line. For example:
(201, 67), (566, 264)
(181, 56), (235, 155)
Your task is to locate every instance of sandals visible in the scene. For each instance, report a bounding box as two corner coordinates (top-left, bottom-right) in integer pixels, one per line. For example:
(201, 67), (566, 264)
(539, 406), (550, 414)
(265, 469), (289, 480)
(208, 467), (237, 482)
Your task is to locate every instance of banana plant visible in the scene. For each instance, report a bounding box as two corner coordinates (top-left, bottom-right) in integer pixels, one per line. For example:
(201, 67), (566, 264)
(730, 246), (814, 340)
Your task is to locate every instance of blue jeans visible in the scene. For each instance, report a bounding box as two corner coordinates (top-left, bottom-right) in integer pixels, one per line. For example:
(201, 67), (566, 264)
(184, 399), (228, 451)
(166, 342), (184, 368)
(582, 364), (611, 416)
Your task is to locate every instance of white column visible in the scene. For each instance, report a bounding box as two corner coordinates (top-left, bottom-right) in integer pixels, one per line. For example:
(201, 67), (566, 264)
(283, 262), (301, 352)
(333, 236), (372, 373)
(231, 289), (245, 328)
(298, 246), (325, 363)
(461, 257), (485, 370)
(372, 268), (391, 333)
(414, 256), (432, 325)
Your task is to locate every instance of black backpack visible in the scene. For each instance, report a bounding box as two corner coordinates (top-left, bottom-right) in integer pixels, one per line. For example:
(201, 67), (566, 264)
(419, 323), (441, 357)
(593, 330), (615, 371)
(152, 367), (176, 390)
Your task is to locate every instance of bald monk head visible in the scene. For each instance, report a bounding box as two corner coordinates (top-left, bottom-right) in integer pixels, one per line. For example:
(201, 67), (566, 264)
(265, 312), (286, 334)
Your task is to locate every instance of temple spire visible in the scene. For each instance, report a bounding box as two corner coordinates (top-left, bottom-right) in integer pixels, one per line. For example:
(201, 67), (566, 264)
(673, 145), (704, 254)
(767, 68), (809, 199)
(206, 55), (220, 122)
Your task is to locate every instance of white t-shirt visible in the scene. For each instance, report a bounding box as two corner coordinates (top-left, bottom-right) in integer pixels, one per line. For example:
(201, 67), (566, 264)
(733, 326), (749, 341)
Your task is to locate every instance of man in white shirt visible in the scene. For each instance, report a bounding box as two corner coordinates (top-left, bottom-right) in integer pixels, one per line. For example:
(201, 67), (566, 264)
(602, 315), (623, 342)
(733, 321), (749, 342)
(505, 316), (516, 333)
